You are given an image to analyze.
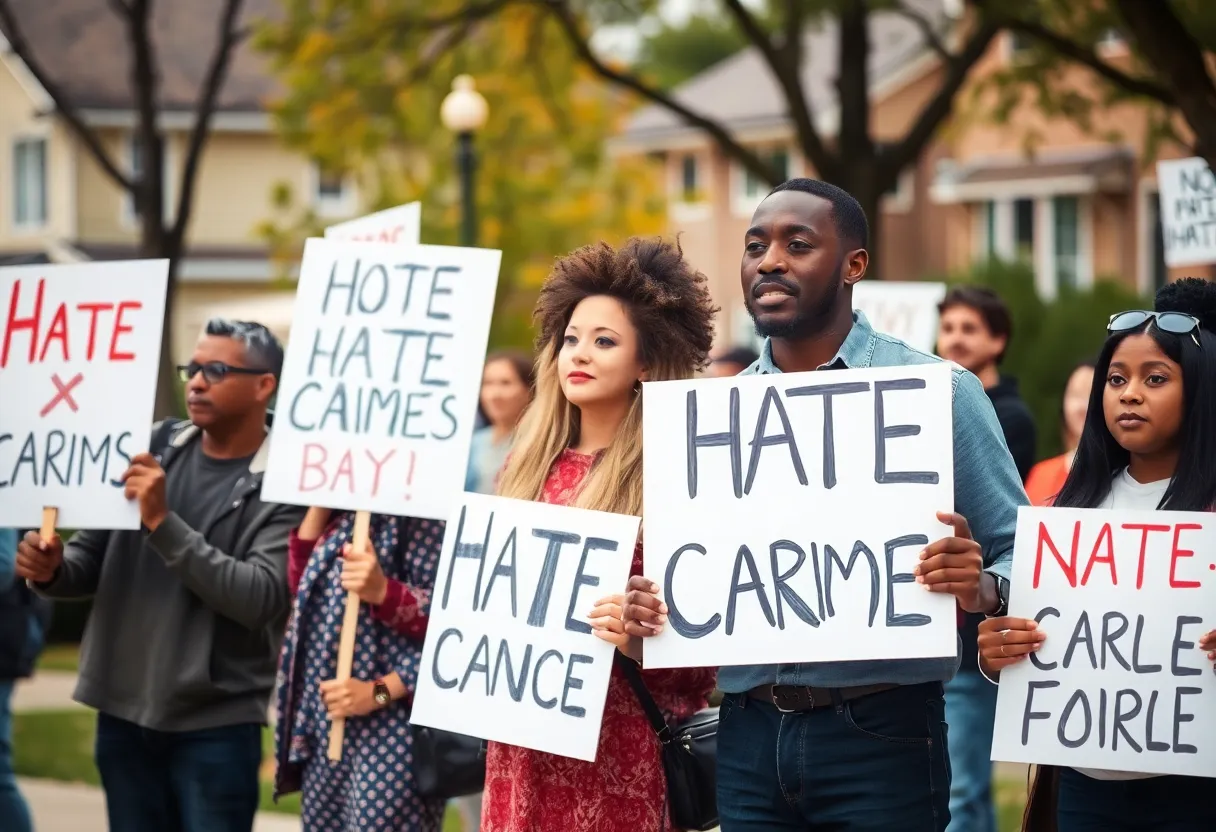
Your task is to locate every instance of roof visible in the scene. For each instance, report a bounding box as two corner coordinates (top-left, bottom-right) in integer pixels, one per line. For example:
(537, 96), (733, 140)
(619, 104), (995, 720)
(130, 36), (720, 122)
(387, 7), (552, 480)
(0, 0), (281, 113)
(930, 145), (1136, 203)
(619, 0), (950, 145)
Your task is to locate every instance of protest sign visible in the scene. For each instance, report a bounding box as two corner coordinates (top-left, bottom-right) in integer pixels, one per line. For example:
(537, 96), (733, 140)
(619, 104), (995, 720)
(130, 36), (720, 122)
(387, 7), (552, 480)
(992, 506), (1216, 777)
(852, 281), (947, 354)
(410, 493), (641, 762)
(642, 363), (956, 668)
(0, 260), (168, 530)
(1156, 157), (1216, 268)
(324, 202), (422, 245)
(262, 238), (500, 520)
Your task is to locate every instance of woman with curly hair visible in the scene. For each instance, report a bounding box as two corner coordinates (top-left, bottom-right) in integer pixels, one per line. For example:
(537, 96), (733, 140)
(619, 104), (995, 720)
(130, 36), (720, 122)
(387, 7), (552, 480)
(480, 237), (719, 832)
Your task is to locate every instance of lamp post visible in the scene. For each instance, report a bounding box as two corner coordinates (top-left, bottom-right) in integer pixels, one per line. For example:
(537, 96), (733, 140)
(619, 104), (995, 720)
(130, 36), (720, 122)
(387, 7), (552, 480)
(440, 75), (489, 248)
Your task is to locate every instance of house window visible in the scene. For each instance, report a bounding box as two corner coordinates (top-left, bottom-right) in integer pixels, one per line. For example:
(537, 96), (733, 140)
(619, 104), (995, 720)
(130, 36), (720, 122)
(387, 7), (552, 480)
(743, 150), (789, 200)
(13, 137), (47, 228)
(1013, 198), (1035, 261)
(1053, 196), (1080, 289)
(680, 154), (699, 202)
(977, 201), (997, 258)
(312, 163), (355, 218)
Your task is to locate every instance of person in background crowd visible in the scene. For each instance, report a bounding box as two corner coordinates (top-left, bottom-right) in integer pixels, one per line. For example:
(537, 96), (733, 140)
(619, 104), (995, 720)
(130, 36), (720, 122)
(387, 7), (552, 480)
(980, 277), (1216, 832)
(483, 238), (718, 832)
(621, 179), (1026, 831)
(273, 507), (445, 831)
(465, 350), (535, 495)
(16, 319), (303, 832)
(1024, 359), (1096, 505)
(0, 526), (49, 832)
(706, 345), (759, 378)
(935, 283), (1036, 832)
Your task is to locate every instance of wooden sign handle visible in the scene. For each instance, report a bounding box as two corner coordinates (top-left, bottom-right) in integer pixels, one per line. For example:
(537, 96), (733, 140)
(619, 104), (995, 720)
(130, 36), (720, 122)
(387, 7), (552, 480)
(41, 507), (58, 541)
(326, 509), (371, 761)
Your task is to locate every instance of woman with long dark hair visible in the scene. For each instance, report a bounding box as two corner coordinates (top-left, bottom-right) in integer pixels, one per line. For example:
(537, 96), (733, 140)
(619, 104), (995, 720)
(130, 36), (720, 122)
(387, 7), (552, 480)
(978, 277), (1216, 831)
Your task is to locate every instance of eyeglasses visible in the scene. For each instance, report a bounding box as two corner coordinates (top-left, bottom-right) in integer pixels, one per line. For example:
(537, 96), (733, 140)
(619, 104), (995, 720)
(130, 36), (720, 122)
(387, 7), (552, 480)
(1108, 310), (1202, 346)
(177, 361), (272, 384)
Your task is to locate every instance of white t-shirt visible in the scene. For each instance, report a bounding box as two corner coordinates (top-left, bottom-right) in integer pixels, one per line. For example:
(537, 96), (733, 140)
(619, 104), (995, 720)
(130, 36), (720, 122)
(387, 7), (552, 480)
(1075, 468), (1171, 782)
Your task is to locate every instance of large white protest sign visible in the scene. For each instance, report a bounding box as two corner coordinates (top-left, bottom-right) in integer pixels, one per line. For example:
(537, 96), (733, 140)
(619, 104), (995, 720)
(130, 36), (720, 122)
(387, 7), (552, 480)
(262, 238), (500, 520)
(324, 202), (422, 245)
(0, 260), (168, 529)
(852, 281), (947, 353)
(642, 363), (956, 668)
(1156, 157), (1216, 268)
(992, 506), (1216, 778)
(410, 493), (641, 762)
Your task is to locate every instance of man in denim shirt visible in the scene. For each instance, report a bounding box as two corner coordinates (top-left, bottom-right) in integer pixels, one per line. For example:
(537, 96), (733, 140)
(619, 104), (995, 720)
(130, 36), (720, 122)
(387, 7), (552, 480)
(622, 179), (1027, 830)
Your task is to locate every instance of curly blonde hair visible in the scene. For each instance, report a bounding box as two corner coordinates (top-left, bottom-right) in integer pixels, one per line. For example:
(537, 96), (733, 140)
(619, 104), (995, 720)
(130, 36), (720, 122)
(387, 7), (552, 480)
(496, 237), (718, 516)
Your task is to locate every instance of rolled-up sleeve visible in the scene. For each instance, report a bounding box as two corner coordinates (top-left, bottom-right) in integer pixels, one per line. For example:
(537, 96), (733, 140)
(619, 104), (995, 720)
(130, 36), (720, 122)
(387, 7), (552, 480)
(950, 369), (1029, 581)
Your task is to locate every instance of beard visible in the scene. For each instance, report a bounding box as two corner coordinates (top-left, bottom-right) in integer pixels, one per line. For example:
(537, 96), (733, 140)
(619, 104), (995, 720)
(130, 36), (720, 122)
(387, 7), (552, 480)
(746, 267), (842, 340)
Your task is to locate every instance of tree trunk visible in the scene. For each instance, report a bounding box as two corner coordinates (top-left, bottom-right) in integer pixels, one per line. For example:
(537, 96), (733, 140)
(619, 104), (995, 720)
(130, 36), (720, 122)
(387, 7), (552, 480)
(138, 222), (184, 421)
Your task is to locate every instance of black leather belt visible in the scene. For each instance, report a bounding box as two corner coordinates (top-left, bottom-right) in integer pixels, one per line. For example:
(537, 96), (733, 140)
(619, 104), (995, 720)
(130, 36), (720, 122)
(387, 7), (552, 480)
(747, 682), (900, 713)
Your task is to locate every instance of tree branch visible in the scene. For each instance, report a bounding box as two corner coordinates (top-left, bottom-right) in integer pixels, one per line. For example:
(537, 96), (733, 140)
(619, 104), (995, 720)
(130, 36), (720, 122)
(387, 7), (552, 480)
(124, 0), (164, 238)
(968, 0), (1175, 105)
(172, 0), (247, 243)
(892, 0), (951, 61)
(0, 0), (132, 190)
(1114, 0), (1216, 164)
(539, 0), (780, 185)
(881, 19), (1000, 184)
(386, 0), (513, 32)
(720, 0), (834, 181)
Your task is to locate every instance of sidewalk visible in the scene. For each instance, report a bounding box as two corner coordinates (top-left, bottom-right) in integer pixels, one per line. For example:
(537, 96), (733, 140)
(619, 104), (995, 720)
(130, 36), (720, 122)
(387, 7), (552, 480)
(14, 669), (83, 712)
(19, 778), (300, 832)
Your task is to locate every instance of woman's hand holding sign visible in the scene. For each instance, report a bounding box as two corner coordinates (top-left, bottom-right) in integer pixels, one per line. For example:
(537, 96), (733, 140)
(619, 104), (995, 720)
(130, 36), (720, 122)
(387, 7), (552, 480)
(977, 617), (1046, 678)
(914, 511), (998, 614)
(588, 593), (641, 661)
(621, 576), (667, 640)
(340, 541), (388, 605)
(1201, 629), (1215, 669)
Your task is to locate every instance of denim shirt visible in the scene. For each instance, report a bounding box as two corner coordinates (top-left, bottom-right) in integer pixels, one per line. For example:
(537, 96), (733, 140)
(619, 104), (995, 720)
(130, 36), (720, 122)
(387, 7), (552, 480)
(716, 311), (1028, 693)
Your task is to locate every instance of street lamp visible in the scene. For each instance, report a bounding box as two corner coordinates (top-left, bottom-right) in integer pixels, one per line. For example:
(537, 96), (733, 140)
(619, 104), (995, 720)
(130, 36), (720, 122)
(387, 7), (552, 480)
(440, 74), (489, 248)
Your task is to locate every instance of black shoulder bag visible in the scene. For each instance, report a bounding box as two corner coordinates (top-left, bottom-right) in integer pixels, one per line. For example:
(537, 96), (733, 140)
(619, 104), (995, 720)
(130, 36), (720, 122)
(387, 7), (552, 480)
(408, 722), (486, 800)
(615, 653), (720, 831)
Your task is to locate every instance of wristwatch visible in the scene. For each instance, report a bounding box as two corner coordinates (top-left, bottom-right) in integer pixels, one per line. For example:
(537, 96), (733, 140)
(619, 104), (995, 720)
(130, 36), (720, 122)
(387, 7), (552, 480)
(372, 678), (391, 708)
(985, 572), (1009, 617)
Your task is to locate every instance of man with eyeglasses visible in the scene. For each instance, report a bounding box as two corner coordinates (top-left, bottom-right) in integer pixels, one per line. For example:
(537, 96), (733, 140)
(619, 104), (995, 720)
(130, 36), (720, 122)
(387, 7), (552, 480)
(16, 318), (305, 832)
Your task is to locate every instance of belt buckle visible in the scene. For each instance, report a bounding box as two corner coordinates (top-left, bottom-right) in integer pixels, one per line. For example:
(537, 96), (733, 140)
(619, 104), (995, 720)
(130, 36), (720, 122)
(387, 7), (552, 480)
(772, 686), (811, 714)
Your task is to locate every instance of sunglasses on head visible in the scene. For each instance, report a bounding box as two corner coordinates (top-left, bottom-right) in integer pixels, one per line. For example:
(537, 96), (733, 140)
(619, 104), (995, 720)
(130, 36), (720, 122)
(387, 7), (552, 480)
(177, 361), (272, 384)
(1107, 310), (1202, 346)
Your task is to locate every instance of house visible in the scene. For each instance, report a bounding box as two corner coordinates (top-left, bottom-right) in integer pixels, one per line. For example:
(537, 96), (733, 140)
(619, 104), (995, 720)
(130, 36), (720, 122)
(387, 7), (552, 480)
(0, 0), (364, 359)
(611, 2), (1200, 349)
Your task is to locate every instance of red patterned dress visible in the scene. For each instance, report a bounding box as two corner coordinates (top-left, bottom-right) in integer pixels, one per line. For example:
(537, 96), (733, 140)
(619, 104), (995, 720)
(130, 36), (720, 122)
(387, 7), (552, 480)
(481, 449), (717, 832)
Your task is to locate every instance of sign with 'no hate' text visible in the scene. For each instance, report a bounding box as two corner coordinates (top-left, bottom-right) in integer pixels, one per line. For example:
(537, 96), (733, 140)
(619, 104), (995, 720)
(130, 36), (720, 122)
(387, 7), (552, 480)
(325, 202), (422, 246)
(992, 506), (1216, 778)
(261, 237), (500, 519)
(0, 260), (168, 529)
(641, 363), (957, 668)
(1157, 157), (1216, 268)
(410, 493), (641, 762)
(852, 281), (947, 354)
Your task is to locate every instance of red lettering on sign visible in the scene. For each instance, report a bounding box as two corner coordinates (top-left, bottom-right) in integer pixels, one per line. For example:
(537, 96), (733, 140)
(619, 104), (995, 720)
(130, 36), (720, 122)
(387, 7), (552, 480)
(1121, 523), (1172, 589)
(1080, 522), (1117, 586)
(2, 277), (44, 367)
(1169, 523), (1203, 588)
(39, 303), (70, 362)
(109, 301), (141, 361)
(1033, 520), (1081, 588)
(76, 302), (114, 361)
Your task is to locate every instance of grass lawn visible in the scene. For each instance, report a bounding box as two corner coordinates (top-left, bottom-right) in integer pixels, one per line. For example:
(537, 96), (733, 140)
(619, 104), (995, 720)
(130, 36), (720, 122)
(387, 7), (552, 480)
(14, 709), (463, 831)
(36, 643), (81, 673)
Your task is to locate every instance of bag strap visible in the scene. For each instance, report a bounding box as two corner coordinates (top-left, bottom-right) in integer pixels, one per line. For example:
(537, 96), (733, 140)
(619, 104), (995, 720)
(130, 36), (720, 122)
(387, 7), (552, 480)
(614, 652), (672, 744)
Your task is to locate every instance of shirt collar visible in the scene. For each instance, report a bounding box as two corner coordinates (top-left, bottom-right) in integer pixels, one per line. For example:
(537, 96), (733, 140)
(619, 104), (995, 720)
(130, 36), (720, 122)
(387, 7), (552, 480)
(751, 309), (877, 375)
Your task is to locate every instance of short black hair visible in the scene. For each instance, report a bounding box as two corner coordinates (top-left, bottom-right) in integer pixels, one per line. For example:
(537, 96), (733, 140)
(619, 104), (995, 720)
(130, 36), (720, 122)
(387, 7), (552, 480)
(767, 178), (869, 249)
(938, 285), (1014, 363)
(204, 318), (285, 379)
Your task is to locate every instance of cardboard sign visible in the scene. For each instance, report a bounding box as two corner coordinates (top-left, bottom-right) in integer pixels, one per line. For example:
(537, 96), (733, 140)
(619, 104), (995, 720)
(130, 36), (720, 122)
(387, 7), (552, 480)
(0, 260), (169, 529)
(852, 281), (947, 354)
(992, 506), (1216, 777)
(324, 202), (422, 246)
(1156, 158), (1216, 268)
(641, 363), (957, 668)
(262, 238), (500, 519)
(410, 493), (641, 762)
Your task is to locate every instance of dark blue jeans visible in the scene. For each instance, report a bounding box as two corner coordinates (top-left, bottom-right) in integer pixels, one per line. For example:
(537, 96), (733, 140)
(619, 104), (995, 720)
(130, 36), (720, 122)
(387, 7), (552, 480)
(94, 712), (262, 832)
(717, 682), (951, 831)
(1057, 767), (1216, 831)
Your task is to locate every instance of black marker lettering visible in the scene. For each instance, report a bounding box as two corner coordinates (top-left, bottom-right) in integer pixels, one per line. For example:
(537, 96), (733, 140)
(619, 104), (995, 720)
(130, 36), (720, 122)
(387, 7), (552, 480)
(666, 543), (720, 639)
(786, 381), (869, 488)
(431, 627), (462, 689)
(1022, 680), (1060, 745)
(743, 387), (806, 494)
(686, 387), (742, 499)
(532, 649), (562, 710)
(725, 544), (774, 635)
(528, 529), (580, 627)
(565, 537), (617, 635)
(874, 378), (939, 485)
(770, 540), (818, 629)
(885, 534), (930, 627)
(560, 654), (593, 718)
(1030, 607), (1060, 671)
